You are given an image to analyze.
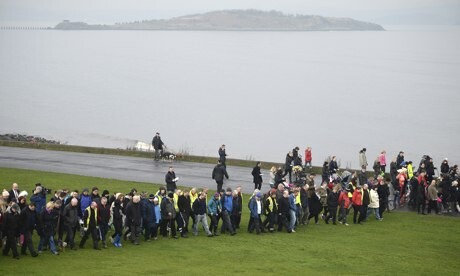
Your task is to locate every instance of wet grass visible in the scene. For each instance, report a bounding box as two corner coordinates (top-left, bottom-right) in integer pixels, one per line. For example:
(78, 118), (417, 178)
(1, 167), (459, 275)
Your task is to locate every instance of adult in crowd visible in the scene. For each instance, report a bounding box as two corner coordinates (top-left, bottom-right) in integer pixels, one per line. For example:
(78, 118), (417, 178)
(152, 132), (165, 161)
(252, 162), (263, 190)
(212, 161), (229, 193)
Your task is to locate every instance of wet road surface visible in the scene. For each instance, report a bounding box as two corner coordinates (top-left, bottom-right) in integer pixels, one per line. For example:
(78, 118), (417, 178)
(0, 146), (274, 194)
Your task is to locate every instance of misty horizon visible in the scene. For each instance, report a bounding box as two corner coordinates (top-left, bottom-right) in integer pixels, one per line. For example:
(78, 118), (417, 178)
(1, 0), (459, 27)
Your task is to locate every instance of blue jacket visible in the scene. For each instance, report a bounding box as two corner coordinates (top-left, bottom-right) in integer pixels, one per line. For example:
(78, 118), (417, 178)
(249, 197), (262, 218)
(30, 193), (46, 214)
(142, 200), (156, 225)
(289, 194), (297, 211)
(221, 194), (233, 213)
(80, 194), (91, 216)
(153, 204), (161, 224)
(207, 198), (221, 215)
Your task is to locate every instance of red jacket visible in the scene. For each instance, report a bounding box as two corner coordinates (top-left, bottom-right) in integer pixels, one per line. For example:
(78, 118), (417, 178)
(352, 189), (362, 206)
(338, 191), (350, 209)
(305, 149), (312, 162)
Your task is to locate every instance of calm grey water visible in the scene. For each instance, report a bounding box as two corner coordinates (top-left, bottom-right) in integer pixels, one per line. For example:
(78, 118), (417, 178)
(1, 27), (460, 168)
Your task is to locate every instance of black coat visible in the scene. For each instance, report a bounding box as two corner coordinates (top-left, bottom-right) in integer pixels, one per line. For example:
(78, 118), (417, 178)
(252, 166), (263, 184)
(274, 170), (284, 185)
(329, 161), (338, 175)
(165, 171), (177, 191)
(178, 195), (192, 215)
(285, 155), (293, 169)
(112, 201), (124, 229)
(192, 197), (207, 215)
(20, 206), (38, 232)
(63, 204), (79, 228)
(212, 164), (228, 182)
(40, 209), (57, 237)
(218, 148), (227, 164)
(327, 191), (340, 209)
(308, 192), (322, 215)
(3, 211), (20, 236)
(98, 203), (111, 224)
(125, 201), (141, 227)
(441, 162), (449, 174)
(377, 184), (389, 203)
(417, 184), (427, 202)
(278, 197), (290, 215)
(362, 189), (370, 205)
(152, 136), (164, 150)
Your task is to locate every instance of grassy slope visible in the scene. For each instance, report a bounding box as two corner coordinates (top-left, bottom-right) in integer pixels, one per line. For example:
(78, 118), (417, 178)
(0, 168), (458, 275)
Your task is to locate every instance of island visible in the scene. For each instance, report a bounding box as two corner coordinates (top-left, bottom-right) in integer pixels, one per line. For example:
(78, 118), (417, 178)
(54, 9), (385, 31)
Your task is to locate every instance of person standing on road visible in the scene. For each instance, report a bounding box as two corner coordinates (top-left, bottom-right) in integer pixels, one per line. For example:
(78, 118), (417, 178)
(165, 167), (179, 193)
(304, 147), (312, 169)
(218, 144), (227, 168)
(359, 148), (368, 170)
(252, 162), (263, 190)
(152, 132), (165, 161)
(212, 161), (229, 193)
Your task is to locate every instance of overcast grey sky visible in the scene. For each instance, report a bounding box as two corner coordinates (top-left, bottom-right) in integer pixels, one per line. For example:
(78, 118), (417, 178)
(1, 0), (459, 26)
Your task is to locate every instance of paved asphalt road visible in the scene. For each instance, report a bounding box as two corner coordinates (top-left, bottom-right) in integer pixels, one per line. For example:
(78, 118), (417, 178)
(0, 146), (273, 194)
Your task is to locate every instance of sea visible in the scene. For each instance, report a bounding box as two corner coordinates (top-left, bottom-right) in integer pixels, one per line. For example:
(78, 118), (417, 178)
(1, 25), (459, 169)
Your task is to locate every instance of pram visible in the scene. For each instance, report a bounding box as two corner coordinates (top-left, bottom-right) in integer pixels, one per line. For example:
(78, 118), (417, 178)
(293, 165), (307, 186)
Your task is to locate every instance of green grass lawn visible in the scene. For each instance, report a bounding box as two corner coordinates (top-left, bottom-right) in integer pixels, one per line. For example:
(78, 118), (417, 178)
(0, 167), (459, 275)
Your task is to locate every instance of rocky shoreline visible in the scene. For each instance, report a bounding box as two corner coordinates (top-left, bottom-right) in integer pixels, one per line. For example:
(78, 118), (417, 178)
(0, 133), (61, 144)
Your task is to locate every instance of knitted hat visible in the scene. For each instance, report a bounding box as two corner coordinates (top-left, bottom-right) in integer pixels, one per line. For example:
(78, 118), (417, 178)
(19, 191), (28, 198)
(2, 190), (9, 197)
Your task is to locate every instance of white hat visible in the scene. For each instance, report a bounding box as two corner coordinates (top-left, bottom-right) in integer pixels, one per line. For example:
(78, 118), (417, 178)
(2, 190), (9, 197)
(19, 191), (28, 198)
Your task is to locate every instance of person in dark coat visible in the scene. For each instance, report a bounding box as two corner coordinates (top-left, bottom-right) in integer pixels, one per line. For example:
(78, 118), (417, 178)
(416, 181), (427, 215)
(218, 144), (227, 168)
(376, 176), (390, 218)
(152, 132), (164, 161)
(20, 202), (39, 257)
(283, 152), (294, 183)
(212, 161), (229, 193)
(178, 190), (192, 237)
(111, 193), (124, 247)
(125, 195), (142, 245)
(440, 159), (449, 174)
(38, 202), (59, 255)
(161, 192), (177, 238)
(62, 198), (79, 250)
(277, 190), (292, 233)
(329, 156), (338, 177)
(2, 204), (21, 259)
(425, 158), (436, 183)
(8, 183), (20, 204)
(251, 162), (263, 190)
(325, 186), (340, 225)
(396, 151), (405, 169)
(98, 197), (111, 248)
(322, 161), (330, 184)
(359, 184), (370, 223)
(79, 201), (100, 250)
(275, 167), (285, 186)
(143, 194), (157, 241)
(165, 167), (179, 193)
(307, 187), (321, 224)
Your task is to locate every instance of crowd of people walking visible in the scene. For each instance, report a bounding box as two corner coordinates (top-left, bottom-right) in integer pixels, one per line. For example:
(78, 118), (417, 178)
(1, 144), (459, 260)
